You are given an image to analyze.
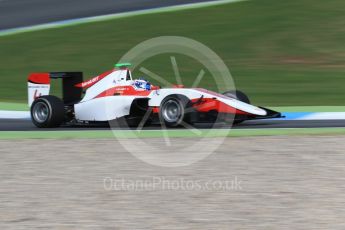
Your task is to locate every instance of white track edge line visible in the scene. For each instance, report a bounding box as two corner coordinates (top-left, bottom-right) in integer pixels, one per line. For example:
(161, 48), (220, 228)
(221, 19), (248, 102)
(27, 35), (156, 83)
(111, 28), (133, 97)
(0, 0), (247, 37)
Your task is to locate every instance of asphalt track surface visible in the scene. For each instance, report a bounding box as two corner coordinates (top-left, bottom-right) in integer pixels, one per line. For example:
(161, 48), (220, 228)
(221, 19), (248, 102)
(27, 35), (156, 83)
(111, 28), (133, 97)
(0, 0), (219, 30)
(1, 118), (345, 131)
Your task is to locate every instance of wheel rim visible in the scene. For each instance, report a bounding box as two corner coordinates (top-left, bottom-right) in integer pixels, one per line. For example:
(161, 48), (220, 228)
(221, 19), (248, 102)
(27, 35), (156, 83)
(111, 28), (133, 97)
(33, 102), (49, 123)
(162, 100), (182, 123)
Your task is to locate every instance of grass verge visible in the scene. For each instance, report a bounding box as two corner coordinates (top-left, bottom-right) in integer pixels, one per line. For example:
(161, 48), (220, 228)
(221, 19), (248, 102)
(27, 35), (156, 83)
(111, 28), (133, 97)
(1, 0), (345, 105)
(0, 102), (28, 111)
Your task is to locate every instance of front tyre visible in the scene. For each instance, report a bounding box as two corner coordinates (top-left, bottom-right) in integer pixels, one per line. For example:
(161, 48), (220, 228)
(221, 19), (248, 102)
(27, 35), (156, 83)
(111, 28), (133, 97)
(31, 95), (65, 128)
(159, 95), (190, 127)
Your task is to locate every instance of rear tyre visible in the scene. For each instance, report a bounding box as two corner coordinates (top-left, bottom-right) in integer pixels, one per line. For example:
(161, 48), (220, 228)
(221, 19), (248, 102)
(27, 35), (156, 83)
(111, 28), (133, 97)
(31, 95), (65, 128)
(223, 90), (250, 124)
(159, 95), (191, 127)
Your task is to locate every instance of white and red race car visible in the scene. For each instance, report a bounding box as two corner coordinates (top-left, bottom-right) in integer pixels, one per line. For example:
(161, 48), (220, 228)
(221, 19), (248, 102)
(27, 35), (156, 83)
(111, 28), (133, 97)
(27, 63), (281, 128)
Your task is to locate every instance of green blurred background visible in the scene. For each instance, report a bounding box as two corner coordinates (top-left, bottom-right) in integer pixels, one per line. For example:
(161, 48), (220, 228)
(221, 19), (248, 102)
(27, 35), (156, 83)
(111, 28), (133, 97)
(0, 0), (345, 105)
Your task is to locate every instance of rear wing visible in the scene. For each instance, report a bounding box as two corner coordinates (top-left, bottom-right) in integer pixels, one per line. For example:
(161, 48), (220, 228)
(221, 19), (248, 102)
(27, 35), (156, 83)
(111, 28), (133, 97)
(28, 72), (83, 106)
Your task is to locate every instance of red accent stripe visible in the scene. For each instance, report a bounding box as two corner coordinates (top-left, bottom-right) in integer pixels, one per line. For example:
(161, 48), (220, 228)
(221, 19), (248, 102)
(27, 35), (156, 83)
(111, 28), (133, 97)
(195, 88), (230, 100)
(28, 73), (50, 84)
(95, 85), (152, 98)
(75, 70), (114, 88)
(191, 98), (249, 115)
(172, 84), (184, 88)
(152, 107), (160, 113)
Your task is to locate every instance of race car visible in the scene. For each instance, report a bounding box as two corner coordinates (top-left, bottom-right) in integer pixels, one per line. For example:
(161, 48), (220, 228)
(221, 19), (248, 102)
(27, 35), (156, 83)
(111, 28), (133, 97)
(27, 63), (281, 128)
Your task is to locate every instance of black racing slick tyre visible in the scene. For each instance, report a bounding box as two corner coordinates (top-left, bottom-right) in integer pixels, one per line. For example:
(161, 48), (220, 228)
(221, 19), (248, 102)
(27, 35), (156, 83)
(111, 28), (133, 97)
(31, 95), (65, 128)
(159, 95), (191, 127)
(223, 90), (251, 124)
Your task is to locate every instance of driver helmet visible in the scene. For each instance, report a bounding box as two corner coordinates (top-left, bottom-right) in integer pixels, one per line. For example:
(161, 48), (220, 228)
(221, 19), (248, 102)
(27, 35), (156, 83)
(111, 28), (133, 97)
(134, 79), (151, 90)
